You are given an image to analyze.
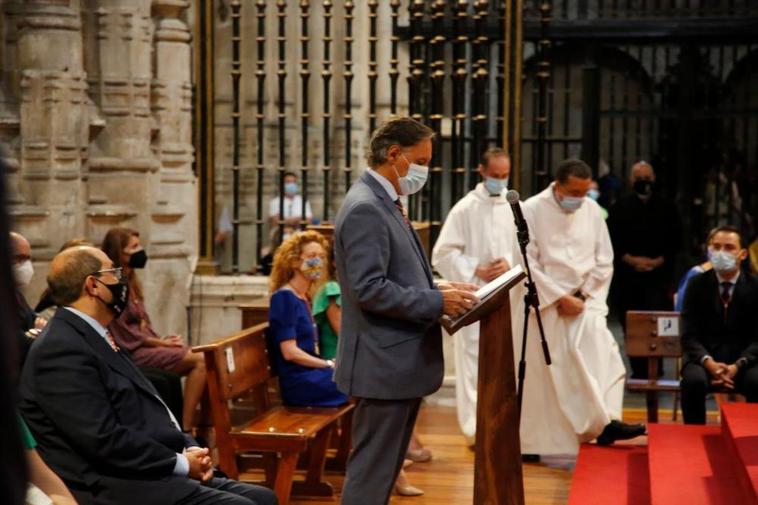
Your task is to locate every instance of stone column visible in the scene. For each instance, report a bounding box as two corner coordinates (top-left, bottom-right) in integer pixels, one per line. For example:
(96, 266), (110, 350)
(149, 0), (195, 336)
(86, 0), (156, 243)
(9, 0), (90, 288)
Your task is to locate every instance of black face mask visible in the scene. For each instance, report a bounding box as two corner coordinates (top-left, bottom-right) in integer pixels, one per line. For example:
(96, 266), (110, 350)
(633, 179), (654, 197)
(94, 278), (129, 316)
(129, 249), (148, 269)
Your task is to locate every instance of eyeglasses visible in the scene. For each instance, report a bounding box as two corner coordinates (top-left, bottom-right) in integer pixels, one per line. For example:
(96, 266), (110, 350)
(92, 267), (124, 282)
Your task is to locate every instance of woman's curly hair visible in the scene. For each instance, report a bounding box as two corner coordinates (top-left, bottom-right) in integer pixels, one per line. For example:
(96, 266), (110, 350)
(269, 230), (330, 295)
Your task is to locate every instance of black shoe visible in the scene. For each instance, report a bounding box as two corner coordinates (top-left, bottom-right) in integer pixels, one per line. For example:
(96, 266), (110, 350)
(521, 454), (540, 463)
(596, 420), (646, 446)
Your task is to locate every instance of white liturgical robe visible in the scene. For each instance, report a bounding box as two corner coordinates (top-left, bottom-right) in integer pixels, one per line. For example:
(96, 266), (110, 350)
(432, 183), (522, 445)
(515, 183), (625, 455)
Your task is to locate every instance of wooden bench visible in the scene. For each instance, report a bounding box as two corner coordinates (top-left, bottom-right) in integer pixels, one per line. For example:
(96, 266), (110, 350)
(625, 311), (683, 423)
(239, 301), (270, 329)
(193, 323), (353, 505)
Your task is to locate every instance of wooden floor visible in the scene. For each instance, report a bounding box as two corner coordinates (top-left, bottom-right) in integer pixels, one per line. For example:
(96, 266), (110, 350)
(279, 404), (574, 505)
(246, 401), (718, 505)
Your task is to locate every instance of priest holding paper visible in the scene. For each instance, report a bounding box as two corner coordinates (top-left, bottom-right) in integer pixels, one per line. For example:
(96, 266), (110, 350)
(432, 147), (523, 445)
(517, 159), (645, 456)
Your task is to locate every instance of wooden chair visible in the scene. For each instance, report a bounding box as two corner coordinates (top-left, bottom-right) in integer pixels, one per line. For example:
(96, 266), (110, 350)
(625, 311), (682, 423)
(193, 323), (353, 505)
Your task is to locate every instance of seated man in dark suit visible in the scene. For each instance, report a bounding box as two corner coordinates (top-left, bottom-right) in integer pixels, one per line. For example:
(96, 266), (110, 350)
(681, 225), (758, 424)
(20, 246), (277, 505)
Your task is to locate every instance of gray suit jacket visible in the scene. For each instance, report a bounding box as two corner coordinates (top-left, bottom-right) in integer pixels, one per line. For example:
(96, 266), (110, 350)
(334, 171), (444, 400)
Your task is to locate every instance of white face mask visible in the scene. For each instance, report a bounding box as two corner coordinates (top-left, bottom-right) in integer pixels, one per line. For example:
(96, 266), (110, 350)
(13, 260), (34, 287)
(395, 154), (429, 195)
(484, 176), (508, 196)
(709, 249), (739, 273)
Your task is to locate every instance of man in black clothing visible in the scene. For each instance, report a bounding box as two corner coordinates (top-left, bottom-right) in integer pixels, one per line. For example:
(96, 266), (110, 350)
(681, 226), (758, 424)
(10, 231), (41, 367)
(20, 246), (277, 505)
(608, 161), (682, 378)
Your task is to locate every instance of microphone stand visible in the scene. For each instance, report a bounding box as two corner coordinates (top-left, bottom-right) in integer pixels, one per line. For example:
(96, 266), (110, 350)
(515, 218), (551, 420)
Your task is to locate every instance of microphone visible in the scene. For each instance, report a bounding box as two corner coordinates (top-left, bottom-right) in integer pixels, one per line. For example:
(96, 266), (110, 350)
(505, 189), (529, 250)
(505, 193), (553, 416)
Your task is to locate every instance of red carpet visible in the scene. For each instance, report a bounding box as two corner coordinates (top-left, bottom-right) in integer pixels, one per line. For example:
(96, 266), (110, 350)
(568, 405), (758, 505)
(647, 424), (747, 504)
(722, 403), (758, 502)
(568, 445), (650, 505)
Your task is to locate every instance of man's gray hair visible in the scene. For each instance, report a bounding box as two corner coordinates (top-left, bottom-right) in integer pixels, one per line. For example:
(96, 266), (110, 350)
(47, 248), (102, 306)
(366, 117), (435, 166)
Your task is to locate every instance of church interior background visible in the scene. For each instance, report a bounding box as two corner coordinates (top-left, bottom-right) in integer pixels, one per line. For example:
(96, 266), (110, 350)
(3, 0), (757, 386)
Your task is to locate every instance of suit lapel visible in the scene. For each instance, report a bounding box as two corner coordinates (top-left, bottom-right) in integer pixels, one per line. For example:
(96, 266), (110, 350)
(57, 309), (160, 398)
(409, 228), (434, 285)
(361, 173), (434, 285)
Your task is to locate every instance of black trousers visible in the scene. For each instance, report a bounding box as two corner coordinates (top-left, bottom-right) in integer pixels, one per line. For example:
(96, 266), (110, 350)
(340, 397), (422, 505)
(75, 476), (277, 505)
(681, 362), (758, 424)
(177, 478), (277, 505)
(613, 272), (671, 379)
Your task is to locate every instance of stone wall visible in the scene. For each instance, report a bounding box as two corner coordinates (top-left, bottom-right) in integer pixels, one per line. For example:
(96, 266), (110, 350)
(3, 0), (196, 337)
(1, 0), (457, 395)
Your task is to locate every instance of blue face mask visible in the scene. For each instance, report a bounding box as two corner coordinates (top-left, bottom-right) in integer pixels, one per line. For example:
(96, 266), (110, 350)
(559, 195), (584, 213)
(709, 250), (738, 273)
(587, 188), (600, 201)
(484, 176), (508, 196)
(284, 182), (298, 196)
(397, 155), (429, 195)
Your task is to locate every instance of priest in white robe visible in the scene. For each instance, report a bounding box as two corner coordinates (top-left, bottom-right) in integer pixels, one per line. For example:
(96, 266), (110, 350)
(516, 158), (645, 456)
(432, 148), (523, 445)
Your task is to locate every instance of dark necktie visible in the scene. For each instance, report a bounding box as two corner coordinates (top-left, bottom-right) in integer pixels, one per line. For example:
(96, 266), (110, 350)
(393, 199), (411, 229)
(720, 281), (733, 306)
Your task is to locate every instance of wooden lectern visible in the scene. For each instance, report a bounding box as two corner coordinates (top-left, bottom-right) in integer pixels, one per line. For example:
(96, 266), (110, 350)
(441, 270), (527, 505)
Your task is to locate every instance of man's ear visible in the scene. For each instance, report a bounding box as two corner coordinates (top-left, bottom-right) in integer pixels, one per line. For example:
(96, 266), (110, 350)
(386, 145), (401, 162)
(84, 276), (97, 298)
(478, 164), (486, 178)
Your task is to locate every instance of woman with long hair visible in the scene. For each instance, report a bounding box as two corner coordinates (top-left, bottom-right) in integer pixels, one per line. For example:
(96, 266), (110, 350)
(267, 230), (347, 407)
(101, 227), (206, 432)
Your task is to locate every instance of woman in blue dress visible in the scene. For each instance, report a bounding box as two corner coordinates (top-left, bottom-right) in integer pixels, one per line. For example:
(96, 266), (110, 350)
(267, 230), (348, 407)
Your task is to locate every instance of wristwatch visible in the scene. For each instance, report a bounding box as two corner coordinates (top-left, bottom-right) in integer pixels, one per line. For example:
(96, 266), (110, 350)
(325, 359), (335, 369)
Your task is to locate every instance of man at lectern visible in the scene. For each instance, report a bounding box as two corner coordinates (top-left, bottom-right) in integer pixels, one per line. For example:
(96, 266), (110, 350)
(431, 147), (522, 446)
(516, 159), (645, 457)
(334, 117), (478, 505)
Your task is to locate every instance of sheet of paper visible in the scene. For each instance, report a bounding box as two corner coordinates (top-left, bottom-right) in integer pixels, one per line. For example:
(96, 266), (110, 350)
(475, 264), (525, 300)
(657, 316), (679, 337)
(225, 347), (236, 373)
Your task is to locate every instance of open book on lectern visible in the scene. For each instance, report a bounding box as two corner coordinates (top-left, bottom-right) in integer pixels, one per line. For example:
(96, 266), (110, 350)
(439, 264), (525, 335)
